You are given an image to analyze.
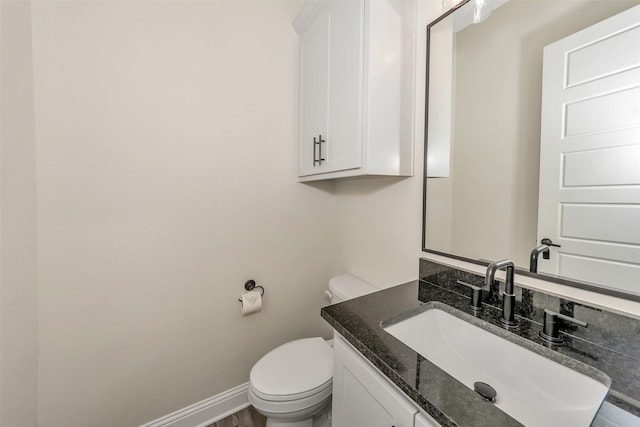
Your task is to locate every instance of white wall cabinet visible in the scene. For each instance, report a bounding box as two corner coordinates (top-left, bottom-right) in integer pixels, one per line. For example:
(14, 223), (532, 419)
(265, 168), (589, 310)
(332, 335), (441, 427)
(293, 0), (417, 181)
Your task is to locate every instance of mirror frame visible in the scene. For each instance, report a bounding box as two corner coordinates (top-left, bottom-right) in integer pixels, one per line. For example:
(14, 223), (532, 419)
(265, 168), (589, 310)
(421, 0), (640, 303)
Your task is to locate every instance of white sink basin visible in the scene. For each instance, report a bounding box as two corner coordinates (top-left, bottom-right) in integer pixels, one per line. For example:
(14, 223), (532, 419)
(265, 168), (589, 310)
(383, 303), (611, 427)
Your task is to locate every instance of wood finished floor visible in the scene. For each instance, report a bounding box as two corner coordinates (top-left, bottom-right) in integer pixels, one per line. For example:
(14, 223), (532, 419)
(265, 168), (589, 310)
(207, 405), (266, 427)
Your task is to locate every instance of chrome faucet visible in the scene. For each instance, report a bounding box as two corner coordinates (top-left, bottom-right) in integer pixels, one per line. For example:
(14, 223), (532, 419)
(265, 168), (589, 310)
(485, 259), (518, 327)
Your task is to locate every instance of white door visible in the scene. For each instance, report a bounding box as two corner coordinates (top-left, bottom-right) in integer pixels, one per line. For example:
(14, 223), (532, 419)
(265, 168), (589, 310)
(537, 5), (640, 293)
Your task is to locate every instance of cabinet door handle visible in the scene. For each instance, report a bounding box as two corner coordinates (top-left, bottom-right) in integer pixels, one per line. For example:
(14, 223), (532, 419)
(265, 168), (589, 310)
(313, 136), (318, 165)
(313, 134), (326, 166)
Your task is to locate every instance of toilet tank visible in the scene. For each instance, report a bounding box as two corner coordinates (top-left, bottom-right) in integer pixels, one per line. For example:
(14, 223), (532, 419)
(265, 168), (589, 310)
(328, 274), (378, 304)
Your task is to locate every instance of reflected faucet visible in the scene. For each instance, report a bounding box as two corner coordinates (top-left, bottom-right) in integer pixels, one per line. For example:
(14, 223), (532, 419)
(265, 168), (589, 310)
(529, 245), (549, 273)
(485, 259), (518, 327)
(529, 238), (561, 273)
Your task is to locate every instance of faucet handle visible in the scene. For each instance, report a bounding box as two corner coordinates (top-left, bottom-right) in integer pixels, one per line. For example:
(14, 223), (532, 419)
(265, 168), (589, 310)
(539, 309), (587, 344)
(457, 280), (484, 312)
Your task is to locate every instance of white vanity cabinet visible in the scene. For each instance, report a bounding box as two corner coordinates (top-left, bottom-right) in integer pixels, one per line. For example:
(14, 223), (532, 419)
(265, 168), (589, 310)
(332, 335), (441, 427)
(415, 413), (440, 427)
(293, 0), (417, 181)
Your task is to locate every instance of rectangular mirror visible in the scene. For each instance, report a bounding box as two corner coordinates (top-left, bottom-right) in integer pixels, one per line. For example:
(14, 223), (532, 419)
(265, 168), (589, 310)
(422, 0), (640, 300)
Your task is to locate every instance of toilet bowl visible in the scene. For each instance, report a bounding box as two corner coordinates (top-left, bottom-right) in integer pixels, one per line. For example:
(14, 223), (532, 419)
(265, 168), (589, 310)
(248, 274), (377, 427)
(248, 337), (333, 427)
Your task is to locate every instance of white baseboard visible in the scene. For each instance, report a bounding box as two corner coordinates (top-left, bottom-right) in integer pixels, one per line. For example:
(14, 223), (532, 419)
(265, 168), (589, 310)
(140, 382), (250, 427)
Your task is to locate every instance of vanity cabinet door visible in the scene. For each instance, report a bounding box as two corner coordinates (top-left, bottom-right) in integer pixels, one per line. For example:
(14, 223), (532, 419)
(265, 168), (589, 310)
(332, 335), (418, 427)
(415, 412), (440, 427)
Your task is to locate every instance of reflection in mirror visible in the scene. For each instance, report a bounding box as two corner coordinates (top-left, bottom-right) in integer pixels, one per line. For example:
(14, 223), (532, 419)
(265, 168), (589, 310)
(423, 0), (640, 299)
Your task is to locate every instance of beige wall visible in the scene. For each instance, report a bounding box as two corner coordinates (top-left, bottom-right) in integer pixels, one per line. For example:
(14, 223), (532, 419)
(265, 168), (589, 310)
(0, 1), (39, 426)
(30, 1), (336, 426)
(8, 0), (438, 424)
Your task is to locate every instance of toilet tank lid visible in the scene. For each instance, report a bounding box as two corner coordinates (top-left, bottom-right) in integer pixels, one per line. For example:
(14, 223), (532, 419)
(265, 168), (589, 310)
(329, 274), (377, 301)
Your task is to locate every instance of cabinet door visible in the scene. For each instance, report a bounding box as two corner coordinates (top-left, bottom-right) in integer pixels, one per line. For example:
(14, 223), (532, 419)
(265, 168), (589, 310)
(297, 6), (329, 176)
(322, 0), (363, 174)
(415, 412), (441, 427)
(333, 336), (417, 427)
(297, 0), (364, 177)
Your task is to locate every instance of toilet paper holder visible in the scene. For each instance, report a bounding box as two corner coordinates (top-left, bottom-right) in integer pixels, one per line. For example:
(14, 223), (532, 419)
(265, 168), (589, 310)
(237, 279), (264, 303)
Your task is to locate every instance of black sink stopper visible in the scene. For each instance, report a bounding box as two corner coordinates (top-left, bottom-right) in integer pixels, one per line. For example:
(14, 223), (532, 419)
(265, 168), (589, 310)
(474, 381), (497, 403)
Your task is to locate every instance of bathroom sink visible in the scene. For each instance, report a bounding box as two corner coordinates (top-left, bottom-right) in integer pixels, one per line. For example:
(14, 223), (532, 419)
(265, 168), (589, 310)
(382, 302), (611, 427)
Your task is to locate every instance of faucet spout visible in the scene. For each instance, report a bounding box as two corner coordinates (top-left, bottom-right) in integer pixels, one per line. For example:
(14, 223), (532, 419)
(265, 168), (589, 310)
(485, 259), (515, 293)
(485, 259), (518, 327)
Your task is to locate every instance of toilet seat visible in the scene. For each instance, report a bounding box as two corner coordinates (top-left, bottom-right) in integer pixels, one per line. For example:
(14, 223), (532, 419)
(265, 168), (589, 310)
(250, 337), (333, 399)
(248, 382), (332, 418)
(250, 377), (332, 402)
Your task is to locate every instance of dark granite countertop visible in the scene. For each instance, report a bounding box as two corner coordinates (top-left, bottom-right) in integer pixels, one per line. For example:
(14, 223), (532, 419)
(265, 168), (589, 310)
(321, 277), (640, 427)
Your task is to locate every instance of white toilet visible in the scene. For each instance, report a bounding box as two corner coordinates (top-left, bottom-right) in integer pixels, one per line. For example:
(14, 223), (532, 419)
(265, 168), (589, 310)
(248, 274), (377, 427)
